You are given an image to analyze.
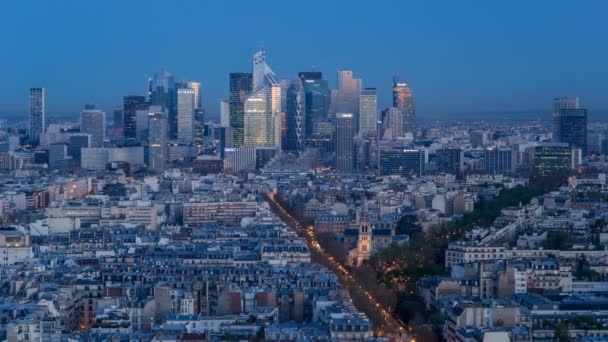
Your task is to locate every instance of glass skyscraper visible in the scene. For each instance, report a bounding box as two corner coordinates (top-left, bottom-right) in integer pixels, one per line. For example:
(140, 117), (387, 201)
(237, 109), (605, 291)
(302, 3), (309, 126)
(336, 113), (354, 174)
(298, 72), (330, 146)
(80, 108), (106, 148)
(336, 70), (362, 133)
(392, 77), (415, 135)
(148, 70), (176, 139)
(358, 88), (377, 137)
(284, 78), (306, 154)
(123, 95), (148, 143)
(147, 109), (167, 172)
(29, 87), (45, 147)
(554, 108), (588, 155)
(177, 88), (195, 143)
(229, 73), (253, 147)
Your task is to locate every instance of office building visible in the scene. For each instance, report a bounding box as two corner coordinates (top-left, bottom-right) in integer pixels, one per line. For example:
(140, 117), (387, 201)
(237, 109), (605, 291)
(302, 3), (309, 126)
(380, 149), (425, 177)
(533, 143), (572, 176)
(554, 108), (588, 155)
(223, 147), (256, 174)
(381, 107), (403, 139)
(220, 99), (230, 127)
(298, 72), (330, 142)
(123, 95), (148, 142)
(147, 109), (167, 172)
(470, 131), (489, 148)
(392, 78), (415, 134)
(359, 88), (377, 137)
(552, 97), (579, 141)
(284, 78), (306, 154)
(113, 106), (123, 137)
(49, 143), (68, 169)
(148, 70), (176, 139)
(177, 88), (195, 142)
(436, 147), (464, 176)
(80, 108), (106, 148)
(244, 50), (282, 149)
(229, 73), (253, 147)
(335, 70), (362, 132)
(484, 148), (515, 175)
(68, 134), (91, 163)
(29, 88), (45, 146)
(81, 148), (109, 171)
(336, 113), (354, 174)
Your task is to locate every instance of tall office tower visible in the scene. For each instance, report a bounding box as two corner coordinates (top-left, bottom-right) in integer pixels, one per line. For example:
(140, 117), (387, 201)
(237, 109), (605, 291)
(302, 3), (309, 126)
(554, 108), (588, 155)
(147, 109), (167, 172)
(49, 143), (68, 169)
(185, 81), (202, 111)
(379, 148), (425, 177)
(335, 113), (354, 174)
(244, 49), (282, 149)
(298, 72), (330, 144)
(284, 78), (306, 154)
(29, 88), (45, 147)
(184, 81), (204, 148)
(80, 108), (106, 148)
(336, 70), (362, 133)
(358, 88), (377, 137)
(436, 147), (464, 176)
(113, 106), (123, 137)
(533, 143), (572, 176)
(552, 97), (579, 141)
(220, 99), (230, 127)
(229, 73), (253, 147)
(148, 70), (176, 139)
(381, 107), (404, 139)
(392, 77), (415, 134)
(68, 133), (91, 164)
(483, 147), (516, 175)
(177, 88), (195, 142)
(123, 95), (148, 142)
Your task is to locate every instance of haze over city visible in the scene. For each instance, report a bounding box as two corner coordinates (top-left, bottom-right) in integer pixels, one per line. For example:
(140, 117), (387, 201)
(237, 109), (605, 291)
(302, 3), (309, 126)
(1, 0), (607, 120)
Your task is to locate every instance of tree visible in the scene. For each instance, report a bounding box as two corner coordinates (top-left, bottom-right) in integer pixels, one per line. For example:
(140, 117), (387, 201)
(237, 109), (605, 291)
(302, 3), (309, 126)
(555, 321), (571, 342)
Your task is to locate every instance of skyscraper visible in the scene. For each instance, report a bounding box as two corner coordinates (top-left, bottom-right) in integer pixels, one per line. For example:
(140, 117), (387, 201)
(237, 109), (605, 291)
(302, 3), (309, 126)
(392, 78), (415, 134)
(381, 107), (404, 139)
(186, 81), (202, 111)
(533, 143), (572, 176)
(113, 106), (123, 137)
(552, 97), (579, 141)
(29, 88), (45, 147)
(80, 108), (106, 148)
(284, 78), (306, 154)
(336, 70), (362, 133)
(358, 88), (377, 137)
(554, 108), (588, 155)
(148, 70), (176, 139)
(185, 81), (204, 148)
(244, 50), (282, 149)
(298, 72), (330, 145)
(229, 73), (253, 147)
(336, 113), (354, 174)
(147, 109), (167, 172)
(123, 95), (148, 142)
(177, 88), (195, 142)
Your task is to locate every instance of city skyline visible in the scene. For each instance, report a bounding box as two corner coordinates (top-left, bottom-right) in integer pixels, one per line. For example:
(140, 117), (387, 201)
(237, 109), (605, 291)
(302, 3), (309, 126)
(2, 1), (608, 120)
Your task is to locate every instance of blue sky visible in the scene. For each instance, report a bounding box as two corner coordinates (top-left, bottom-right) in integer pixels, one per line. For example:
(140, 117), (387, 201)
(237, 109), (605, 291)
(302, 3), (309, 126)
(1, 0), (607, 120)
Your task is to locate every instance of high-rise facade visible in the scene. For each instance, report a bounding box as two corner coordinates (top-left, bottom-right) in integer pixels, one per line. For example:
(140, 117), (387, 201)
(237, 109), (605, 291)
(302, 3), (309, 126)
(244, 50), (282, 149)
(379, 149), (425, 177)
(80, 108), (106, 148)
(336, 113), (354, 174)
(113, 106), (123, 137)
(336, 70), (362, 133)
(148, 70), (176, 139)
(147, 109), (167, 172)
(123, 95), (148, 142)
(29, 88), (45, 147)
(177, 88), (195, 142)
(436, 147), (464, 176)
(392, 78), (415, 134)
(554, 108), (588, 155)
(533, 143), (572, 176)
(358, 88), (377, 137)
(483, 147), (515, 175)
(552, 97), (579, 141)
(229, 73), (253, 147)
(284, 79), (306, 154)
(381, 107), (404, 139)
(298, 72), (331, 150)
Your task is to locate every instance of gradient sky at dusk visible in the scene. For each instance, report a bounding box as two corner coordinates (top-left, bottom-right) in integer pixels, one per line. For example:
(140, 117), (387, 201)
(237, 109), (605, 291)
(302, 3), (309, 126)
(1, 0), (607, 120)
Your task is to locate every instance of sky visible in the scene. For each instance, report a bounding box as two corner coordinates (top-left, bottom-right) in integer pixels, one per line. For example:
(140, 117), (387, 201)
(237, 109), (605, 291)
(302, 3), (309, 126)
(1, 0), (607, 121)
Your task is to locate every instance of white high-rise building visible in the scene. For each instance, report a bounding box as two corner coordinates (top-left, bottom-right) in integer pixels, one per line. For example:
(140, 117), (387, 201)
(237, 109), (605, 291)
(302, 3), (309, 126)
(336, 70), (362, 132)
(177, 88), (195, 142)
(80, 109), (106, 148)
(244, 49), (282, 149)
(220, 99), (230, 127)
(358, 88), (377, 137)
